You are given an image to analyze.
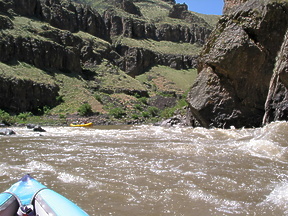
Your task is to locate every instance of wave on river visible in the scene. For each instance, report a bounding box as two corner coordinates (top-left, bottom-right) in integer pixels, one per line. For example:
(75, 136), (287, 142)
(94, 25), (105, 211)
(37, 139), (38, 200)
(1, 121), (288, 215)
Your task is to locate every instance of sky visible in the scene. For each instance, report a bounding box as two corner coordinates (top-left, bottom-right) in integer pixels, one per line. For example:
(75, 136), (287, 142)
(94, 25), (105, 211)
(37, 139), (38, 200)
(175, 0), (224, 15)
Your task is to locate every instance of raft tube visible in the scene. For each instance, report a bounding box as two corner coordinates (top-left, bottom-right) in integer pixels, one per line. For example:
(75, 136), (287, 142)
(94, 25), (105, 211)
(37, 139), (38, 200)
(0, 174), (89, 216)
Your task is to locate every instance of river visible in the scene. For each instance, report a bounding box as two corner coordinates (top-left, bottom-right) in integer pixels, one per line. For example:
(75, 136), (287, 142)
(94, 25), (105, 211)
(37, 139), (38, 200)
(1, 122), (288, 215)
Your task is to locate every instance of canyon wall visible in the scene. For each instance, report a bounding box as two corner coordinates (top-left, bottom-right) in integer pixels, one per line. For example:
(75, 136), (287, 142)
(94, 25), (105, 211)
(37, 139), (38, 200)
(187, 0), (288, 128)
(0, 0), (215, 113)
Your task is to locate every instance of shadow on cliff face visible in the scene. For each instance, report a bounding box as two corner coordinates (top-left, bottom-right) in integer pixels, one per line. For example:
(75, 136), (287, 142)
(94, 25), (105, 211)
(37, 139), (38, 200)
(187, 0), (288, 128)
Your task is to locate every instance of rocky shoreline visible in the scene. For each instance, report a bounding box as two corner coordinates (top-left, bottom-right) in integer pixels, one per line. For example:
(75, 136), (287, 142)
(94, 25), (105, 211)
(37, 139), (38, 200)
(0, 113), (190, 136)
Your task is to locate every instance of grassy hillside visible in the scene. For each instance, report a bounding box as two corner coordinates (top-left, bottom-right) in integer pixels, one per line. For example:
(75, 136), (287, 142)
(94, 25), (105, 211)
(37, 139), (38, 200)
(75, 0), (219, 27)
(0, 0), (219, 125)
(136, 66), (197, 95)
(116, 37), (202, 56)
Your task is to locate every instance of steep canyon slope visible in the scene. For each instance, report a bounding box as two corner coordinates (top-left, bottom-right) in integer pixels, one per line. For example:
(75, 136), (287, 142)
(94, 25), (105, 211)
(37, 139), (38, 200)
(187, 0), (288, 128)
(0, 0), (217, 122)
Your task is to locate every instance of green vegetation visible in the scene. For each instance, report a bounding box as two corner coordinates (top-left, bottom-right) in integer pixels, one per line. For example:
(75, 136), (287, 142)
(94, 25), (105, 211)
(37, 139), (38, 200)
(0, 110), (15, 125)
(17, 112), (33, 120)
(193, 12), (220, 27)
(75, 0), (219, 28)
(78, 103), (93, 116)
(87, 60), (146, 94)
(141, 111), (150, 118)
(0, 61), (102, 115)
(136, 65), (198, 95)
(117, 37), (202, 56)
(138, 97), (148, 105)
(74, 31), (111, 53)
(161, 94), (189, 118)
(0, 0), (218, 125)
(147, 106), (160, 117)
(0, 109), (67, 125)
(0, 59), (198, 124)
(0, 61), (55, 84)
(94, 94), (102, 103)
(134, 104), (143, 111)
(109, 107), (126, 119)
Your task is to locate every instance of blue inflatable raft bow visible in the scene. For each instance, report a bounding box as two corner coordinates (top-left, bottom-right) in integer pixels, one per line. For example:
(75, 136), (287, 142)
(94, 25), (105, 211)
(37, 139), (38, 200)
(0, 174), (89, 216)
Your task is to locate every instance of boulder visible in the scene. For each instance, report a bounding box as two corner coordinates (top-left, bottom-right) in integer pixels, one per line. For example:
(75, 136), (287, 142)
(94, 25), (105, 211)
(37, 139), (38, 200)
(0, 129), (15, 135)
(187, 0), (288, 128)
(155, 114), (187, 127)
(33, 125), (46, 132)
(26, 124), (37, 129)
(148, 95), (177, 110)
(27, 124), (46, 132)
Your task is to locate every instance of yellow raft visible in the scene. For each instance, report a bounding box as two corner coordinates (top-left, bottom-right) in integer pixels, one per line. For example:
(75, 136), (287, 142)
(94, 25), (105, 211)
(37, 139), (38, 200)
(70, 122), (93, 127)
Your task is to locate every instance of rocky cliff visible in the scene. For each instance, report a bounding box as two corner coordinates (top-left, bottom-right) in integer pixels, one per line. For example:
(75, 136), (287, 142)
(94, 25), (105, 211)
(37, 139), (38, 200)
(263, 29), (288, 124)
(0, 76), (59, 113)
(0, 0), (217, 118)
(223, 0), (249, 14)
(0, 0), (214, 73)
(187, 0), (288, 128)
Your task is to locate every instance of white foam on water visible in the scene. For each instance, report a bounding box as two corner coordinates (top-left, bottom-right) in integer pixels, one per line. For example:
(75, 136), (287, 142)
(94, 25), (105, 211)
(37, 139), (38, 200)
(242, 139), (282, 159)
(259, 181), (288, 214)
(186, 188), (248, 215)
(57, 172), (102, 189)
(58, 172), (87, 183)
(24, 160), (56, 173)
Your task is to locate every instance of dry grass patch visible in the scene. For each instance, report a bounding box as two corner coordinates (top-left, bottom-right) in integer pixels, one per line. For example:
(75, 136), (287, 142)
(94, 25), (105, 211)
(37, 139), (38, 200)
(119, 37), (202, 56)
(136, 65), (198, 93)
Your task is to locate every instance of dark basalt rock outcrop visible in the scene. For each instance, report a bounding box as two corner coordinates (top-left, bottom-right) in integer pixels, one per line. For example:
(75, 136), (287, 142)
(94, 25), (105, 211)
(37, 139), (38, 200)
(0, 76), (59, 113)
(263, 30), (288, 124)
(0, 0), (215, 117)
(0, 34), (82, 73)
(1, 0), (212, 45)
(104, 9), (212, 45)
(0, 15), (13, 29)
(116, 45), (197, 76)
(113, 0), (142, 16)
(0, 0), (212, 74)
(169, 3), (209, 25)
(0, 0), (109, 41)
(168, 3), (189, 19)
(149, 95), (177, 110)
(187, 0), (288, 128)
(33, 125), (46, 132)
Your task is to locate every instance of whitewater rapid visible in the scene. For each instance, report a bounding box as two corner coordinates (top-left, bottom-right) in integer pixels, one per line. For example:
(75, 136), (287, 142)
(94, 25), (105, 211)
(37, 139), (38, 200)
(1, 122), (288, 215)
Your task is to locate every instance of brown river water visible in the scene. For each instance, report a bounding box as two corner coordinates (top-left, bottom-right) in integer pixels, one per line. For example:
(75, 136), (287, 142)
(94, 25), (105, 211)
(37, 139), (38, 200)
(1, 122), (288, 215)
